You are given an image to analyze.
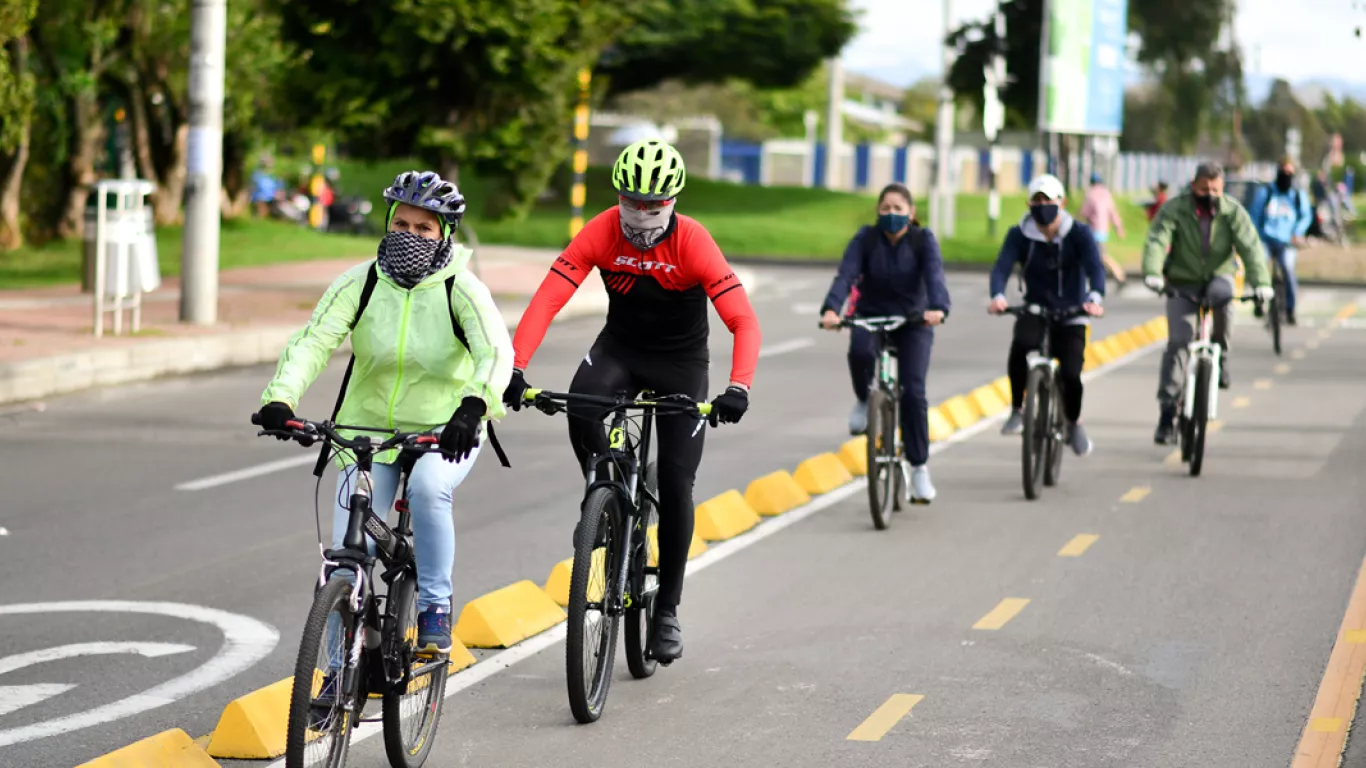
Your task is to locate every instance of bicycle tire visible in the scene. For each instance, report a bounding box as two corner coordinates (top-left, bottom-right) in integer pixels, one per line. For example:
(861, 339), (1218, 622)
(1021, 367), (1049, 500)
(1271, 276), (1284, 356)
(382, 573), (447, 768)
(1189, 357), (1212, 477)
(566, 487), (621, 724)
(1043, 383), (1065, 487)
(864, 387), (895, 529)
(285, 576), (358, 768)
(624, 463), (659, 680)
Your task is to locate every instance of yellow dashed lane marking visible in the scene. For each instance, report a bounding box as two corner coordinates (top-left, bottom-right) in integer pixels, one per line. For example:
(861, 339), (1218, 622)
(1233, 396), (1252, 408)
(1275, 363), (1292, 375)
(1208, 420), (1224, 434)
(1292, 348), (1307, 360)
(973, 598), (1030, 630)
(1119, 486), (1151, 503)
(1311, 717), (1343, 733)
(1306, 339), (1321, 350)
(1333, 302), (1359, 323)
(1254, 379), (1273, 390)
(847, 694), (925, 741)
(1058, 534), (1099, 557)
(1319, 329), (1333, 340)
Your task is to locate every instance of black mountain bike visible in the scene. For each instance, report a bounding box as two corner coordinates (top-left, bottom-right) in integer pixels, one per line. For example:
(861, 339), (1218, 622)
(252, 415), (452, 768)
(828, 315), (928, 529)
(522, 389), (713, 724)
(1000, 305), (1087, 501)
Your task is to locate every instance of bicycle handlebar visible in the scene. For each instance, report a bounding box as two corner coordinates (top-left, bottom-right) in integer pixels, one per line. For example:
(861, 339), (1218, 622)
(250, 413), (441, 453)
(998, 304), (1090, 320)
(818, 314), (935, 331)
(1156, 285), (1261, 307)
(521, 389), (713, 418)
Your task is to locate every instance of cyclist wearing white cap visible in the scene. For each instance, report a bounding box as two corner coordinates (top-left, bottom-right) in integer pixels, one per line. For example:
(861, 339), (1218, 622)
(989, 174), (1106, 455)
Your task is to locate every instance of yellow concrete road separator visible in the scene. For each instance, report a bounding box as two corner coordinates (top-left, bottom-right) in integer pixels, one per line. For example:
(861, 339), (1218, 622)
(969, 383), (1009, 418)
(927, 406), (955, 442)
(991, 375), (1012, 404)
(939, 394), (980, 430)
(839, 436), (868, 476)
(77, 728), (220, 768)
(1292, 554), (1366, 767)
(455, 579), (567, 648)
(744, 470), (811, 516)
(694, 489), (762, 540)
(846, 693), (926, 742)
(793, 452), (854, 494)
(973, 598), (1031, 630)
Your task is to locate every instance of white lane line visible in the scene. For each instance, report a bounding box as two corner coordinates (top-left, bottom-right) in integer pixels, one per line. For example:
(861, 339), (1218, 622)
(264, 334), (1164, 766)
(0, 685), (76, 718)
(758, 338), (817, 358)
(175, 453), (319, 492)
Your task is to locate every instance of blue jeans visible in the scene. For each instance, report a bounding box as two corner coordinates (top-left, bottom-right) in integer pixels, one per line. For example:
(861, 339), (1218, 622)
(1265, 241), (1299, 313)
(332, 442), (481, 612)
(848, 324), (935, 466)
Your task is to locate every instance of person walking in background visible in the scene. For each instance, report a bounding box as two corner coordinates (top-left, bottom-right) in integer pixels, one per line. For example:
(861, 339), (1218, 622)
(1078, 172), (1128, 287)
(1146, 181), (1169, 222)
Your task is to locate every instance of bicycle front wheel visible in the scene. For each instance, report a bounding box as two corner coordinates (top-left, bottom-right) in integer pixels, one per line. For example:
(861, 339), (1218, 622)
(864, 388), (896, 529)
(382, 574), (448, 768)
(1189, 357), (1212, 477)
(566, 487), (621, 723)
(1271, 277), (1285, 356)
(286, 575), (360, 768)
(1021, 367), (1049, 500)
(624, 464), (659, 680)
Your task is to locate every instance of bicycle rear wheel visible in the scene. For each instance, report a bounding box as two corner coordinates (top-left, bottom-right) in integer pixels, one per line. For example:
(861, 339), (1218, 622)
(382, 573), (448, 768)
(624, 464), (659, 680)
(1021, 367), (1049, 500)
(864, 388), (896, 529)
(1271, 274), (1285, 356)
(286, 575), (359, 768)
(1189, 357), (1212, 477)
(566, 487), (621, 723)
(1043, 383), (1065, 487)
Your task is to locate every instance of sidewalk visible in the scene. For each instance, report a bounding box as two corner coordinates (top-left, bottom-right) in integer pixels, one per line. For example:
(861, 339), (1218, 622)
(0, 245), (597, 406)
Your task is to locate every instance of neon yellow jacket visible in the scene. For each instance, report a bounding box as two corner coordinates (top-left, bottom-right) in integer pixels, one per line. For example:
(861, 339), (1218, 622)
(261, 244), (513, 465)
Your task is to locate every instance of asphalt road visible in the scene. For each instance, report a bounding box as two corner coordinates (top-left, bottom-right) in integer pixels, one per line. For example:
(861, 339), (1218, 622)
(0, 265), (1360, 767)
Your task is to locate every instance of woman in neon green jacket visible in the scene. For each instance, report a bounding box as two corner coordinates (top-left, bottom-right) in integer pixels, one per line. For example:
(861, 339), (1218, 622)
(256, 171), (513, 655)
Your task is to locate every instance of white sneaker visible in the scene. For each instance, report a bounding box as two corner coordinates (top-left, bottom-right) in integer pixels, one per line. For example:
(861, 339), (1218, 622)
(848, 401), (868, 434)
(910, 465), (936, 503)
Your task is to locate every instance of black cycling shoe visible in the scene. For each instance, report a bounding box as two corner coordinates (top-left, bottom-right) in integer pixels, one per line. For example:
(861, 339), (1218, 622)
(1154, 405), (1176, 445)
(1218, 364), (1230, 390)
(1286, 311), (1297, 326)
(649, 607), (683, 665)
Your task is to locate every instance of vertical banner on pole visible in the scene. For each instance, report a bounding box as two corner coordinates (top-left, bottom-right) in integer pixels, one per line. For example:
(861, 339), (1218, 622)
(569, 68), (591, 241)
(308, 144), (326, 230)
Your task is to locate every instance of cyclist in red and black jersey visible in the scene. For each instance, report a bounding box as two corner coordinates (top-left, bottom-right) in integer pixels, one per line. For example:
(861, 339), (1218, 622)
(503, 139), (761, 664)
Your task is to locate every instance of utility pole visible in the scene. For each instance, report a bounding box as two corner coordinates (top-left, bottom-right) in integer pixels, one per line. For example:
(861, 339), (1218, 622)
(824, 57), (844, 190)
(933, 0), (957, 236)
(179, 0), (226, 325)
(983, 10), (1006, 237)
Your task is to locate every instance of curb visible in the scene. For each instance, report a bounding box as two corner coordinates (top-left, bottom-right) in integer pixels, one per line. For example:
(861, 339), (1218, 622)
(79, 314), (1170, 765)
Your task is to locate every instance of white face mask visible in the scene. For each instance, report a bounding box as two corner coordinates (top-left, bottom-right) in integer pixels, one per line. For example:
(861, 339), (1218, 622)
(619, 200), (674, 250)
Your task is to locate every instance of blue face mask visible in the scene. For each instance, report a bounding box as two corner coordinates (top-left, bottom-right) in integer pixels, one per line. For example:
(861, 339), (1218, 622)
(877, 213), (910, 233)
(1030, 204), (1060, 227)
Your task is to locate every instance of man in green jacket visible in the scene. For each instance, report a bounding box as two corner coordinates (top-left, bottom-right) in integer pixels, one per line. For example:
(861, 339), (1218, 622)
(1141, 162), (1273, 445)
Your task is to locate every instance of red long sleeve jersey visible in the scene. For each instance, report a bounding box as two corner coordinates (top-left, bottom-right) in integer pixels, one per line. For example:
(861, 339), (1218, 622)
(512, 208), (761, 388)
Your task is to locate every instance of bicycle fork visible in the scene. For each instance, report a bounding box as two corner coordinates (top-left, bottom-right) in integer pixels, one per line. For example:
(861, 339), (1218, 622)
(1183, 311), (1221, 421)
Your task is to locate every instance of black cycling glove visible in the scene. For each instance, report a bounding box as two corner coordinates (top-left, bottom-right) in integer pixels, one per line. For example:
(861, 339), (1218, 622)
(258, 401), (295, 440)
(708, 386), (749, 427)
(439, 397), (486, 462)
(502, 369), (530, 412)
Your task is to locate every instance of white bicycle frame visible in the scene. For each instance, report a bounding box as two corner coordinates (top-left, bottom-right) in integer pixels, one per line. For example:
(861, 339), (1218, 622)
(1182, 307), (1222, 422)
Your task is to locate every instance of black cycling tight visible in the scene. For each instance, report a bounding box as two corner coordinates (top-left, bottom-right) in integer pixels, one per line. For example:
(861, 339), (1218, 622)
(566, 333), (708, 610)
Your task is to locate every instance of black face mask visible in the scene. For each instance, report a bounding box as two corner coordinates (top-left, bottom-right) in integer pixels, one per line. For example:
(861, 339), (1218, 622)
(1030, 203), (1060, 227)
(1193, 193), (1217, 212)
(1276, 171), (1293, 193)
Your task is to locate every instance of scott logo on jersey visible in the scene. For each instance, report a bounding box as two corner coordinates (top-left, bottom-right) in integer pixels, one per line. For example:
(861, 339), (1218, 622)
(614, 255), (678, 273)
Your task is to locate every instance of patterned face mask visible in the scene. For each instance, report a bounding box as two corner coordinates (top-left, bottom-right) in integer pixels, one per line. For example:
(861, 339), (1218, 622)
(376, 230), (452, 289)
(618, 199), (675, 250)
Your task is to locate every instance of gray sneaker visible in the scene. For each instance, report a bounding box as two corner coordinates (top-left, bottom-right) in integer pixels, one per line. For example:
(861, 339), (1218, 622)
(1067, 421), (1093, 456)
(909, 465), (936, 503)
(848, 401), (868, 434)
(1001, 409), (1024, 435)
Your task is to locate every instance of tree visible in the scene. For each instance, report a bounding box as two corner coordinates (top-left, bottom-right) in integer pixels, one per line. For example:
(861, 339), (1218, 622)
(596, 0), (857, 97)
(1244, 79), (1328, 166)
(0, 0), (37, 249)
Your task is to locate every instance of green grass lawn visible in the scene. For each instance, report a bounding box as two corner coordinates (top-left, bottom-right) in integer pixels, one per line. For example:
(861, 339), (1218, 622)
(0, 160), (1155, 289)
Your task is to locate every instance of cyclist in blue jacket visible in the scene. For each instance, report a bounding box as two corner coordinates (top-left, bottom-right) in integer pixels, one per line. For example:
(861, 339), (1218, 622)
(1247, 156), (1313, 325)
(820, 182), (951, 503)
(989, 174), (1105, 455)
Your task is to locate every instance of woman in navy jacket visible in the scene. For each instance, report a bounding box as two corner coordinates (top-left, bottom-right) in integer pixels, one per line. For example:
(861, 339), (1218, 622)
(988, 174), (1105, 455)
(820, 182), (952, 503)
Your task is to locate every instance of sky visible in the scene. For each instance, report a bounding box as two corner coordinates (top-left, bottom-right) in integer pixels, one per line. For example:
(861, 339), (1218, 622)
(842, 0), (1366, 95)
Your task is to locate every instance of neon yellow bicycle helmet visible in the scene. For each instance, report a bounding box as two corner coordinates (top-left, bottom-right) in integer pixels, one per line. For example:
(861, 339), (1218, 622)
(612, 139), (687, 202)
